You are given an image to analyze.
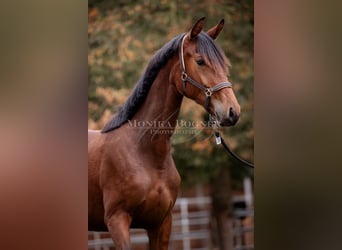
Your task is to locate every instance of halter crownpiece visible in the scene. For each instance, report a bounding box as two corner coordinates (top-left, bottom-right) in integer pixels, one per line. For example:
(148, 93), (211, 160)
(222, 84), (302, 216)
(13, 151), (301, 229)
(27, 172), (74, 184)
(178, 34), (232, 112)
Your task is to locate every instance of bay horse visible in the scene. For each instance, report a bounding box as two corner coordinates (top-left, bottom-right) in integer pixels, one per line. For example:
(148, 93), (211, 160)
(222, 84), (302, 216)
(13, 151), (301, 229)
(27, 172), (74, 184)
(88, 17), (241, 249)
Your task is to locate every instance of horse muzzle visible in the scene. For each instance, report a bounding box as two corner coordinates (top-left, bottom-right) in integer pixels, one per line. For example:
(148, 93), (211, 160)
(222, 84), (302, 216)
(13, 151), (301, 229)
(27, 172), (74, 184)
(219, 107), (240, 126)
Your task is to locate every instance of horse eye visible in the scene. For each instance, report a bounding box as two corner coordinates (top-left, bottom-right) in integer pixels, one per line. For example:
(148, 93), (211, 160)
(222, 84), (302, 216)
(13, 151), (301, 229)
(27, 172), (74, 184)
(196, 59), (205, 66)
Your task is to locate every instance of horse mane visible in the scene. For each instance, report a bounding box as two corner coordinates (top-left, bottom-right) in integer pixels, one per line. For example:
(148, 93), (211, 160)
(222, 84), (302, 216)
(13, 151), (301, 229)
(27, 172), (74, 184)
(101, 32), (228, 133)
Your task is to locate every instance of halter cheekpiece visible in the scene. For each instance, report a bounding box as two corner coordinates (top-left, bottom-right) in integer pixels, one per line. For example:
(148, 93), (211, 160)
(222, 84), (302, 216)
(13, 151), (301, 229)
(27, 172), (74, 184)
(178, 34), (232, 112)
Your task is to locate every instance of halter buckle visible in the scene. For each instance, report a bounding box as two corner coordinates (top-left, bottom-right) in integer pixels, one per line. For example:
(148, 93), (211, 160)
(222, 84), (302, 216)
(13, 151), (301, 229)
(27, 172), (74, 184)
(181, 72), (188, 81)
(205, 88), (213, 97)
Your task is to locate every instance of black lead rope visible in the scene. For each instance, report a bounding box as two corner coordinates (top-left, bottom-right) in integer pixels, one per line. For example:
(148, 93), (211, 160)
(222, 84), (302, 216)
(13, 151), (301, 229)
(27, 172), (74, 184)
(215, 131), (254, 169)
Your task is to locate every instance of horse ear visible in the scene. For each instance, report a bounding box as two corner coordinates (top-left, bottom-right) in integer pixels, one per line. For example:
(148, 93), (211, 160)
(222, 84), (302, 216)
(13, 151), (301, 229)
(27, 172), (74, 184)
(189, 17), (206, 40)
(207, 19), (225, 40)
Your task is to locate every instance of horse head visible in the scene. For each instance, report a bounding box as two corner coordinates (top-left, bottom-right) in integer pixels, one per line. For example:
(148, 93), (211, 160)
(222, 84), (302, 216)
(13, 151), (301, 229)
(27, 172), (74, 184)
(174, 17), (240, 126)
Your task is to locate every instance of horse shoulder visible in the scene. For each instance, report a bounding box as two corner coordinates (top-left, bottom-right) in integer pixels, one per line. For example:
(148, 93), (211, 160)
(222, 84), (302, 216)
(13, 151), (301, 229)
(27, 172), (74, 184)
(99, 133), (151, 215)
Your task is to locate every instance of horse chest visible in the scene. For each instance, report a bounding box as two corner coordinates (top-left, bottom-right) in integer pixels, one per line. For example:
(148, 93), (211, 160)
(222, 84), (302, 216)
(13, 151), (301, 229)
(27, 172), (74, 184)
(133, 182), (174, 227)
(132, 166), (180, 227)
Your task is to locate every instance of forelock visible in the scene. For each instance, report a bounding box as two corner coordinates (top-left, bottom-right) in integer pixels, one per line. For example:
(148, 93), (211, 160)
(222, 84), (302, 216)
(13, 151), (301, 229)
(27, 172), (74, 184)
(196, 32), (228, 72)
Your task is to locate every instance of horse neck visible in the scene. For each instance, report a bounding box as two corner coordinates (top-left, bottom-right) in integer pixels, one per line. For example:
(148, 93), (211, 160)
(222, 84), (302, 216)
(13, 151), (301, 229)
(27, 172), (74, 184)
(132, 57), (183, 147)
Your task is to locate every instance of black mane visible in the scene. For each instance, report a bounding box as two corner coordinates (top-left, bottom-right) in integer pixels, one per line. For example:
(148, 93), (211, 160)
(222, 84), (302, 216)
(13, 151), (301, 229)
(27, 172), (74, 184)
(101, 32), (227, 133)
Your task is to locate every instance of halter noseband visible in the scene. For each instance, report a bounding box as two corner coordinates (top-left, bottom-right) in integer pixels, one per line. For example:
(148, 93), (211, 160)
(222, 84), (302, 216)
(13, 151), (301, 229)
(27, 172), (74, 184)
(179, 34), (232, 112)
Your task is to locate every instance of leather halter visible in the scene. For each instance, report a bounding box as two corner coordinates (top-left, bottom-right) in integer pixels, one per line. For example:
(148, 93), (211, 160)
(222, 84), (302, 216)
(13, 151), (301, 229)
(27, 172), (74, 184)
(179, 34), (232, 112)
(178, 34), (255, 168)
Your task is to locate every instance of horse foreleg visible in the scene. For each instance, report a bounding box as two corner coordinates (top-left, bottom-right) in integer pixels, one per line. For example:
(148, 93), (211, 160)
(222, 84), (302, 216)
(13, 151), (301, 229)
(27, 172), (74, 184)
(147, 213), (172, 250)
(105, 211), (132, 250)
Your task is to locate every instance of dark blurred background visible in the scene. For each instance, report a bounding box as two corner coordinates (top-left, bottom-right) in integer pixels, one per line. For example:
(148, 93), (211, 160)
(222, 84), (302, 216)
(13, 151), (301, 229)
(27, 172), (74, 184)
(1, 0), (342, 250)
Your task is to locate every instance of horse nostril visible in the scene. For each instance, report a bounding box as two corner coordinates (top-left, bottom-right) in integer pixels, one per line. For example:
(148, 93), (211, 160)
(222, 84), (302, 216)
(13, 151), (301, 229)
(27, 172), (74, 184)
(229, 107), (235, 119)
(228, 107), (239, 125)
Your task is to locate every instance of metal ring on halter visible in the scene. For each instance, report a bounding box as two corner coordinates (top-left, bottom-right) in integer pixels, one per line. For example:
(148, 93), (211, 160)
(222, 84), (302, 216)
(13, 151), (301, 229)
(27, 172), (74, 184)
(204, 88), (213, 97)
(181, 72), (188, 81)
